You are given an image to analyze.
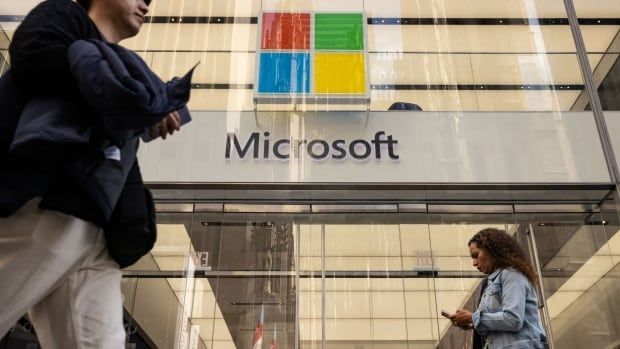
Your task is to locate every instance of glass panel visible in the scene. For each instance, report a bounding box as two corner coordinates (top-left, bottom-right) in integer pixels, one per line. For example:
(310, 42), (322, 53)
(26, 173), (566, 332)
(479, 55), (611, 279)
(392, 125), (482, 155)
(324, 215), (405, 348)
(526, 205), (620, 349)
(194, 214), (298, 348)
(368, 0), (585, 112)
(0, 0), (590, 111)
(574, 0), (620, 176)
(573, 0), (620, 111)
(299, 223), (322, 349)
(299, 277), (322, 349)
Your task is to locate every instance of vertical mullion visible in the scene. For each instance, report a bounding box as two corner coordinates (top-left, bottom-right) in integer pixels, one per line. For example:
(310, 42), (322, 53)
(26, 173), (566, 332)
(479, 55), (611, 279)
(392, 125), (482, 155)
(321, 223), (326, 349)
(563, 0), (620, 183)
(295, 224), (300, 349)
(527, 224), (556, 349)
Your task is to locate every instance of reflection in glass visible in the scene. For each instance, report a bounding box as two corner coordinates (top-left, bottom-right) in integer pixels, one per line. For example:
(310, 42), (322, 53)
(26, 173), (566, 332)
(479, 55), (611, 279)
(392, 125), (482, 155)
(529, 204), (620, 348)
(0, 0), (588, 111)
(574, 0), (620, 111)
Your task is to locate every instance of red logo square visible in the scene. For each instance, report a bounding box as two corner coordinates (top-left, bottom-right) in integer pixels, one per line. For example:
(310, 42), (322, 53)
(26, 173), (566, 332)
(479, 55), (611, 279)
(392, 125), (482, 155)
(261, 13), (310, 50)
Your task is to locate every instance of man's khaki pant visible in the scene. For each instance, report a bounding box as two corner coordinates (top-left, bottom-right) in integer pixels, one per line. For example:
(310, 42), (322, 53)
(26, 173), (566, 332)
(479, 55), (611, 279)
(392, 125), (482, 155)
(0, 198), (125, 348)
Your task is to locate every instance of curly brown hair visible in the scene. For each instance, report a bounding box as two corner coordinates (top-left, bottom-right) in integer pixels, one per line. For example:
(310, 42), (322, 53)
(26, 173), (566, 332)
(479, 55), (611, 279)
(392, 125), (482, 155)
(469, 228), (538, 285)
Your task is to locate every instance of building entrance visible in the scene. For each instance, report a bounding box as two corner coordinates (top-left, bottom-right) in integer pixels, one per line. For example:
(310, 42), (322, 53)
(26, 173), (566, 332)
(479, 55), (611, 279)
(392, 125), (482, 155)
(114, 199), (620, 349)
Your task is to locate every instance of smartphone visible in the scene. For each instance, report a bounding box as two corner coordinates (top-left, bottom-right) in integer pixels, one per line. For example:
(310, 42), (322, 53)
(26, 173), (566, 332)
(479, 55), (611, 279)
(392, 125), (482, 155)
(441, 310), (452, 318)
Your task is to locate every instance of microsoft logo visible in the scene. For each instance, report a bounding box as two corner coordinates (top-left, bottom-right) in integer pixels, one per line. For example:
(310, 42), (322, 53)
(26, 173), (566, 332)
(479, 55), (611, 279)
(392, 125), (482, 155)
(254, 12), (369, 104)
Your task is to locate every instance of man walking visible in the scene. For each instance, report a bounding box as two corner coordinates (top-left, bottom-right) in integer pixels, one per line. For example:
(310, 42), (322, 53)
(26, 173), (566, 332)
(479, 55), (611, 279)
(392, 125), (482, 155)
(0, 0), (191, 347)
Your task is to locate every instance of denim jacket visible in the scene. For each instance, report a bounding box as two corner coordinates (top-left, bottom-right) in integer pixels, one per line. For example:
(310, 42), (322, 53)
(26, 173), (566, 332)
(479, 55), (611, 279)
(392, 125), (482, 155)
(472, 268), (548, 349)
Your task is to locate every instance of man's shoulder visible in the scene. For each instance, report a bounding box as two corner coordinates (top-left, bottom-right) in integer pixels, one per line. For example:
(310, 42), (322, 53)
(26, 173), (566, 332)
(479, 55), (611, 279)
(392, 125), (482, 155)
(12, 0), (97, 48)
(28, 0), (84, 16)
(19, 0), (90, 32)
(18, 0), (88, 30)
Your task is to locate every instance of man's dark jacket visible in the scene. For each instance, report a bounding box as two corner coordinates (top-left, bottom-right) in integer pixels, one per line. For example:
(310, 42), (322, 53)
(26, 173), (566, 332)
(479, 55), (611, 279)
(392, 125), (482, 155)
(0, 0), (193, 267)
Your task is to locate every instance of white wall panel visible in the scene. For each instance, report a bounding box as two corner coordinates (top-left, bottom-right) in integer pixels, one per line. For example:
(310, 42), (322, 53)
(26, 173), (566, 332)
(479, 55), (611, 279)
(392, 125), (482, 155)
(150, 52), (255, 83)
(580, 26), (620, 53)
(325, 319), (371, 341)
(574, 0), (620, 17)
(371, 292), (406, 318)
(474, 90), (580, 111)
(372, 319), (407, 340)
(122, 23), (256, 51)
(365, 0), (568, 18)
(369, 26), (577, 53)
(261, 0), (364, 12)
(469, 53), (583, 84)
(149, 0), (258, 17)
(369, 53), (475, 84)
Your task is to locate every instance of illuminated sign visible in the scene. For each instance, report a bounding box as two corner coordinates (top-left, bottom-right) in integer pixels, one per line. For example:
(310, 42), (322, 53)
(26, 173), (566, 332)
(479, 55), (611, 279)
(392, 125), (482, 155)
(254, 12), (370, 105)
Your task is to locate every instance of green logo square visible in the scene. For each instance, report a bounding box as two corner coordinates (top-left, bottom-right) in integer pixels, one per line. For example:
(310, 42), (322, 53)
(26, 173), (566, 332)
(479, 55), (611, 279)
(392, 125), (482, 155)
(314, 13), (364, 51)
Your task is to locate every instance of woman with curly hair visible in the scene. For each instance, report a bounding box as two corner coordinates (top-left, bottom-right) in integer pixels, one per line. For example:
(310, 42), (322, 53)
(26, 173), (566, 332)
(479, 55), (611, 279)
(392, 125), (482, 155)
(448, 228), (549, 349)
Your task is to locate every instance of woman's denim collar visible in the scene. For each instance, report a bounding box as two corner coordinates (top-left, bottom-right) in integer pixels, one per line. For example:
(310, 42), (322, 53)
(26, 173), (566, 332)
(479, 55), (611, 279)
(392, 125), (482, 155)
(487, 268), (502, 281)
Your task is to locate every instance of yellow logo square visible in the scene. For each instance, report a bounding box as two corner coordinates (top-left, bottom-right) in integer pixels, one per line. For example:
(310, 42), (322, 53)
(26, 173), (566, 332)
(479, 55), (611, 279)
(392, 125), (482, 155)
(314, 52), (366, 94)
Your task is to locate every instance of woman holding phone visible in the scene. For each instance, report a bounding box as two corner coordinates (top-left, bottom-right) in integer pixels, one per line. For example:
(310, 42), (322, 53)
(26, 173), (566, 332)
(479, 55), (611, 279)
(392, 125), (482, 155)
(449, 228), (549, 349)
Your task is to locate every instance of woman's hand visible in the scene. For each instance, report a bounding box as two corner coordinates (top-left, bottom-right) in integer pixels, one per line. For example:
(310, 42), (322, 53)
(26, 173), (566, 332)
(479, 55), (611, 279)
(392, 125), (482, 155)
(149, 111), (181, 140)
(449, 309), (473, 330)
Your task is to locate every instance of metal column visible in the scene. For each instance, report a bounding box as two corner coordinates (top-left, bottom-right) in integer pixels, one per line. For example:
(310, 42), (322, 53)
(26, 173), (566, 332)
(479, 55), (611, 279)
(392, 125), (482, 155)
(563, 0), (620, 183)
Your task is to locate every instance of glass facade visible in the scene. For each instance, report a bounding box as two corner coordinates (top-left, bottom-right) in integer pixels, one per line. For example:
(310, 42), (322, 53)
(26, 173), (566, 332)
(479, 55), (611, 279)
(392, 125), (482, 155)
(2, 0), (620, 349)
(117, 0), (597, 112)
(113, 203), (619, 349)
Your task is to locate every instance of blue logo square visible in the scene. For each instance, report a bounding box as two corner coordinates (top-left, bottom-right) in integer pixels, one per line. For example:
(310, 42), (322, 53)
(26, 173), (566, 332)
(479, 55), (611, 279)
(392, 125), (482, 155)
(258, 53), (310, 94)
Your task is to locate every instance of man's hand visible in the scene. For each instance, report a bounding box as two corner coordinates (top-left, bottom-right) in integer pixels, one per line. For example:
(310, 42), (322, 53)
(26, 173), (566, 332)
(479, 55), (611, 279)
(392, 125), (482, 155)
(149, 111), (181, 140)
(449, 309), (473, 330)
